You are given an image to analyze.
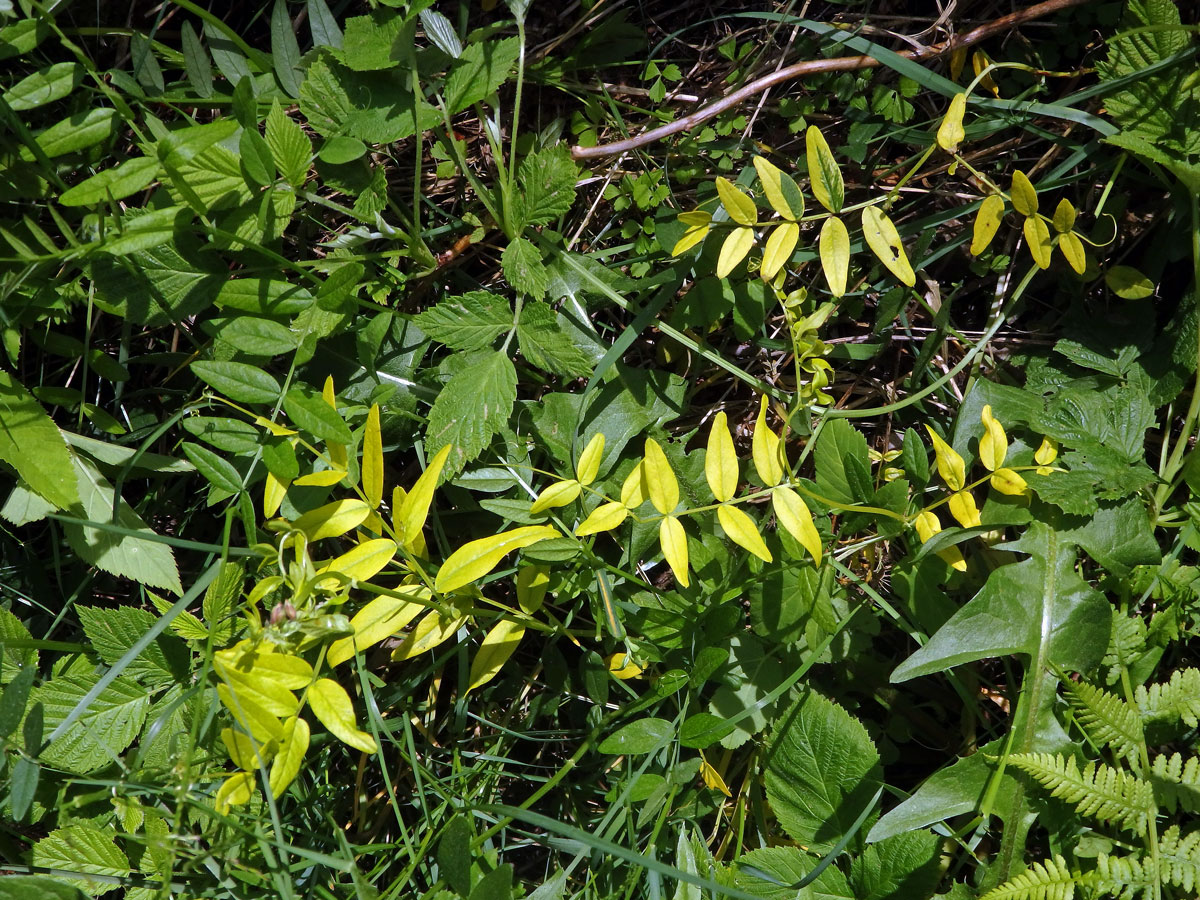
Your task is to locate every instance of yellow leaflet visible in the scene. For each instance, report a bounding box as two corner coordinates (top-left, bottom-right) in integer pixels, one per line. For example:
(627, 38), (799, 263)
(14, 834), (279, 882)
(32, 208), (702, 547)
(1058, 232), (1087, 275)
(761, 221), (799, 282)
(861, 206), (916, 287)
(679, 210), (712, 227)
(1023, 215), (1053, 270)
(268, 715), (310, 796)
(391, 609), (469, 661)
(215, 641), (313, 690)
(516, 565), (550, 614)
(950, 47), (967, 81)
(672, 221), (710, 256)
(925, 427), (965, 492)
(399, 444), (452, 553)
(467, 619), (526, 692)
(1106, 265), (1155, 300)
(322, 377), (348, 471)
(1035, 437), (1058, 474)
(941, 545), (968, 572)
(434, 525), (559, 593)
(970, 195), (1005, 256)
(606, 651), (643, 680)
(643, 438), (679, 515)
(362, 404), (384, 509)
(530, 479), (581, 514)
(752, 395), (784, 487)
(263, 470), (287, 518)
(217, 683), (284, 743)
(991, 468), (1029, 496)
(717, 226), (755, 279)
(819, 216), (850, 297)
(913, 510), (942, 543)
(972, 50), (1000, 97)
(597, 569), (623, 639)
(1010, 170), (1039, 217)
(806, 125), (844, 213)
(326, 585), (430, 666)
(293, 499), (370, 541)
(948, 490), (981, 528)
(308, 678), (377, 752)
(221, 728), (276, 770)
(253, 415), (297, 437)
(215, 772), (256, 813)
(717, 504), (772, 563)
(772, 487), (822, 564)
(1052, 198), (1076, 234)
(294, 468), (347, 487)
(321, 538), (397, 583)
(937, 93), (967, 152)
(753, 156), (804, 221)
(700, 755), (732, 797)
(659, 515), (689, 588)
(979, 404), (1007, 472)
(576, 432), (605, 485)
(621, 460), (649, 508)
(705, 411), (739, 502)
(575, 501), (629, 537)
(714, 176), (757, 226)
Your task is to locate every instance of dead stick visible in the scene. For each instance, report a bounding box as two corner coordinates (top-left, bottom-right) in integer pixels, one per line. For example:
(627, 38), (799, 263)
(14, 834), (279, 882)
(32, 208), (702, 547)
(570, 0), (1091, 161)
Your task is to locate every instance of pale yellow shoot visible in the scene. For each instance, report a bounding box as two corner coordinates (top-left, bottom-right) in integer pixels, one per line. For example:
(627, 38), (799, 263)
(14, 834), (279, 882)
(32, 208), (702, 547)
(672, 215), (711, 256)
(576, 501), (629, 537)
(819, 216), (850, 297)
(576, 432), (606, 485)
(717, 505), (772, 562)
(467, 619), (526, 692)
(294, 468), (346, 487)
(978, 405), (1007, 472)
(320, 538), (397, 583)
(434, 525), (559, 593)
(752, 395), (784, 487)
(717, 226), (755, 279)
(643, 438), (680, 515)
(530, 479), (582, 514)
(399, 444), (452, 554)
(659, 515), (689, 587)
(362, 404), (384, 509)
(926, 427), (966, 492)
(701, 753), (732, 797)
(308, 678), (378, 753)
(706, 411), (739, 502)
(772, 487), (822, 564)
(861, 206), (916, 287)
(948, 490), (981, 529)
(714, 177), (758, 226)
(322, 376), (348, 470)
(753, 156), (805, 221)
(264, 470), (287, 518)
(970, 195), (1005, 256)
(937, 93), (967, 152)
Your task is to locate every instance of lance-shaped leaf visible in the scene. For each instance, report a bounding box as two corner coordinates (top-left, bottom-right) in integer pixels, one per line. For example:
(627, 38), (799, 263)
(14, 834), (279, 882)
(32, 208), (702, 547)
(761, 221), (799, 281)
(970, 195), (1005, 256)
(435, 526), (559, 593)
(292, 499), (370, 541)
(991, 468), (1029, 496)
(530, 479), (581, 514)
(672, 210), (711, 256)
(467, 619), (525, 692)
(576, 501), (628, 536)
(308, 678), (377, 752)
(753, 157), (805, 221)
(717, 505), (772, 562)
(714, 177), (757, 226)
(643, 438), (679, 515)
(320, 538), (396, 583)
(925, 426), (965, 491)
(861, 206), (916, 287)
(978, 405), (1007, 472)
(391, 609), (469, 661)
(948, 491), (981, 529)
(717, 226), (755, 279)
(399, 444), (452, 553)
(1024, 215), (1053, 269)
(268, 715), (310, 795)
(705, 411), (739, 502)
(819, 216), (850, 297)
(659, 515), (689, 587)
(752, 395), (784, 487)
(1010, 170), (1039, 217)
(575, 433), (605, 485)
(936, 93), (967, 152)
(806, 126), (844, 213)
(621, 460), (649, 508)
(772, 487), (822, 564)
(362, 404), (384, 509)
(326, 585), (430, 666)
(1058, 232), (1086, 275)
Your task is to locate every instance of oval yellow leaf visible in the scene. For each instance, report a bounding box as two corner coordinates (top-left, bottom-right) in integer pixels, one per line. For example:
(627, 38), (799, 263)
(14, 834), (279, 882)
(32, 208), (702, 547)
(321, 538), (397, 583)
(390, 609), (469, 661)
(1105, 265), (1155, 300)
(753, 157), (804, 221)
(716, 226), (755, 279)
(819, 216), (850, 297)
(294, 468), (348, 487)
(1035, 437), (1059, 468)
(679, 210), (712, 227)
(1058, 231), (1087, 275)
(761, 221), (799, 282)
(978, 404), (1007, 472)
(326, 585), (430, 666)
(576, 432), (606, 485)
(659, 515), (689, 588)
(717, 504), (772, 563)
(221, 727), (276, 771)
(268, 715), (310, 796)
(263, 470), (287, 518)
(400, 444), (452, 554)
(1023, 215), (1053, 269)
(991, 468), (1029, 496)
(217, 684), (284, 743)
(293, 499), (370, 541)
(606, 651), (644, 680)
(861, 206), (916, 287)
(752, 395), (784, 487)
(530, 479), (581, 515)
(621, 460), (649, 509)
(714, 176), (758, 226)
(705, 411), (739, 502)
(772, 487), (822, 564)
(575, 501), (629, 537)
(517, 565), (550, 614)
(970, 195), (1006, 256)
(643, 438), (679, 515)
(308, 678), (377, 753)
(1052, 198), (1076, 234)
(362, 403), (384, 509)
(215, 771), (256, 813)
(948, 490), (981, 528)
(806, 125), (844, 213)
(1010, 170), (1038, 217)
(936, 93), (967, 152)
(913, 510), (942, 543)
(925, 426), (965, 492)
(467, 619), (526, 692)
(672, 222), (710, 256)
(434, 525), (559, 593)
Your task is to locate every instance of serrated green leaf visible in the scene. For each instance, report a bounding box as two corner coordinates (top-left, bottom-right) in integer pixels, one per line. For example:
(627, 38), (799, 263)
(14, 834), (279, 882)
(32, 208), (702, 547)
(414, 291), (512, 351)
(516, 301), (593, 377)
(512, 144), (577, 231)
(76, 606), (187, 686)
(192, 360), (282, 404)
(502, 237), (548, 299)
(426, 350), (518, 475)
(0, 370), (78, 510)
(266, 101), (310, 188)
(0, 608), (37, 687)
(444, 36), (520, 114)
(34, 675), (150, 773)
(31, 825), (130, 893)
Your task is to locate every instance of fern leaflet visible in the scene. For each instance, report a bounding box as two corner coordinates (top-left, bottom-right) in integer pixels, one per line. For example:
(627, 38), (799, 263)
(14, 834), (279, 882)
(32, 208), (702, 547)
(1061, 677), (1143, 761)
(1149, 752), (1200, 814)
(979, 855), (1076, 900)
(1136, 668), (1200, 729)
(1008, 753), (1151, 834)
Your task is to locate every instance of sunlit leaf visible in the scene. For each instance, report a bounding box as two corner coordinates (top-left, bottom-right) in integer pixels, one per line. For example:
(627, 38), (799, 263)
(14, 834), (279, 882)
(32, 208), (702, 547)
(362, 404), (384, 509)
(293, 468), (346, 487)
(221, 727), (276, 770)
(973, 49), (1000, 96)
(714, 177), (758, 226)
(434, 526), (559, 593)
(621, 460), (649, 509)
(761, 221), (799, 281)
(752, 395), (784, 487)
(268, 715), (309, 795)
(937, 93), (967, 152)
(264, 470), (287, 518)
(326, 586), (430, 666)
(391, 610), (469, 661)
(672, 220), (710, 256)
(701, 754), (732, 796)
(292, 499), (370, 541)
(1010, 170), (1039, 217)
(1058, 231), (1087, 275)
(806, 126), (844, 213)
(308, 678), (377, 752)
(753, 156), (804, 220)
(1035, 437), (1059, 473)
(772, 487), (822, 564)
(948, 490), (981, 528)
(399, 444), (452, 553)
(217, 684), (284, 743)
(925, 426), (965, 491)
(1106, 265), (1155, 299)
(606, 651), (643, 680)
(970, 195), (1005, 256)
(717, 505), (772, 562)
(1023, 215), (1053, 269)
(1052, 198), (1076, 234)
(320, 538), (396, 583)
(818, 216), (850, 297)
(861, 206), (916, 287)
(705, 411), (739, 502)
(978, 404), (1007, 472)
(530, 479), (581, 514)
(991, 468), (1029, 496)
(216, 771), (256, 812)
(575, 432), (605, 485)
(913, 510), (942, 543)
(467, 619), (525, 692)
(716, 226), (755, 279)
(659, 515), (689, 587)
(643, 438), (680, 515)
(575, 501), (629, 536)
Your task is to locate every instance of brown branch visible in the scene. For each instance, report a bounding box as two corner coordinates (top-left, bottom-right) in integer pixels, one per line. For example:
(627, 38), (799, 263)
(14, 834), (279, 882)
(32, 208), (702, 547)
(570, 0), (1092, 161)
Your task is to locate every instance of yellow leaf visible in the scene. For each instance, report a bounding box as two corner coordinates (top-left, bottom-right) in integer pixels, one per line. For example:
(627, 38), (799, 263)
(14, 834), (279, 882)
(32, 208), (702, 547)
(643, 438), (679, 515)
(970, 195), (1006, 256)
(215, 641), (313, 691)
(705, 411), (739, 502)
(1023, 215), (1053, 269)
(576, 432), (605, 485)
(1106, 265), (1155, 300)
(761, 221), (799, 282)
(752, 395), (784, 487)
(948, 490), (981, 528)
(941, 545), (968, 572)
(1010, 170), (1038, 217)
(679, 210), (712, 227)
(753, 157), (804, 220)
(950, 47), (967, 81)
(217, 684), (283, 743)
(972, 50), (1000, 97)
(1034, 437), (1058, 473)
(772, 487), (822, 564)
(467, 619), (526, 692)
(530, 479), (582, 514)
(716, 226), (755, 279)
(293, 468), (347, 487)
(326, 585), (430, 666)
(606, 651), (643, 680)
(399, 444), (451, 554)
(925, 427), (965, 492)
(818, 216), (850, 297)
(307, 678), (377, 753)
(714, 176), (758, 226)
(806, 125), (844, 213)
(575, 501), (629, 537)
(516, 565), (550, 614)
(937, 93), (967, 152)
(293, 499), (371, 541)
(221, 728), (276, 770)
(434, 525), (559, 593)
(1052, 198), (1076, 234)
(978, 404), (1007, 472)
(362, 404), (384, 509)
(659, 515), (689, 588)
(253, 416), (297, 437)
(1058, 231), (1087, 275)
(717, 504), (772, 562)
(672, 221), (710, 256)
(263, 470), (287, 518)
(621, 460), (649, 509)
(215, 772), (256, 813)
(991, 468), (1029, 496)
(322, 376), (347, 471)
(701, 755), (732, 797)
(268, 714), (310, 796)
(320, 538), (397, 583)
(390, 609), (469, 661)
(913, 510), (942, 543)
(861, 206), (916, 287)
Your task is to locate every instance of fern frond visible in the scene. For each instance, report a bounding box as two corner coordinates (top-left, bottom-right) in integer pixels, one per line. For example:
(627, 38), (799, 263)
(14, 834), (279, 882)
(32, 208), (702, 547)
(1136, 668), (1200, 729)
(1008, 753), (1151, 834)
(1091, 853), (1155, 900)
(1061, 678), (1143, 760)
(1149, 752), (1200, 814)
(1101, 612), (1147, 686)
(1158, 824), (1200, 895)
(979, 856), (1076, 900)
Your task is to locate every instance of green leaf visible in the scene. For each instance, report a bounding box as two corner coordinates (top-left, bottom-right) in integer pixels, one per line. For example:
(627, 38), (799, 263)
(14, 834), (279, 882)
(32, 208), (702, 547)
(33, 675), (150, 773)
(414, 291), (512, 351)
(502, 237), (549, 300)
(512, 144), (577, 231)
(0, 369), (79, 510)
(307, 0), (344, 49)
(444, 37), (521, 115)
(76, 606), (188, 686)
(813, 418), (873, 505)
(764, 691), (882, 853)
(31, 825), (130, 893)
(598, 717), (673, 755)
(0, 878), (85, 900)
(849, 831), (941, 900)
(192, 360), (283, 405)
(0, 664), (34, 739)
(733, 846), (854, 899)
(271, 0), (303, 97)
(4, 62), (83, 112)
(181, 441), (243, 494)
(806, 126), (844, 213)
(283, 386), (352, 444)
(266, 101), (311, 188)
(217, 315), (298, 356)
(9, 756), (39, 823)
(203, 20), (252, 83)
(216, 278), (313, 315)
(438, 816), (474, 896)
(22, 108), (117, 161)
(516, 302), (593, 377)
(469, 864), (513, 900)
(426, 350), (518, 475)
(0, 607), (37, 686)
(59, 156), (159, 206)
(1106, 265), (1156, 300)
(299, 54), (440, 143)
(180, 21), (213, 98)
